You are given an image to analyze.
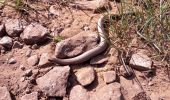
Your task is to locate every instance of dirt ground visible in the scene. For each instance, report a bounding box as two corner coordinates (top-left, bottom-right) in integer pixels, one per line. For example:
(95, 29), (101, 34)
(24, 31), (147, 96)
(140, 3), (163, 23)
(0, 0), (170, 100)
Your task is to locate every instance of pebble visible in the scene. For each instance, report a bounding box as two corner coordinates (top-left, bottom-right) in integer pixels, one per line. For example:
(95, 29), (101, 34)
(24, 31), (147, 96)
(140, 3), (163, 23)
(22, 69), (32, 77)
(27, 55), (39, 66)
(8, 58), (17, 64)
(76, 67), (95, 86)
(0, 36), (13, 49)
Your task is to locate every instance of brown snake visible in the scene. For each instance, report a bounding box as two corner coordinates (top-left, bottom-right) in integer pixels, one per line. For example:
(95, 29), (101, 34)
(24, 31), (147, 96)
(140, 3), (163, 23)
(48, 15), (108, 65)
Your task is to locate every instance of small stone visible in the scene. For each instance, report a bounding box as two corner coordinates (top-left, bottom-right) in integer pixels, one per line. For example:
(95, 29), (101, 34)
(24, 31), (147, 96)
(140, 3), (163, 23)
(70, 85), (90, 100)
(90, 55), (108, 65)
(0, 86), (12, 100)
(0, 24), (6, 37)
(20, 23), (49, 45)
(22, 69), (32, 77)
(90, 83), (122, 100)
(84, 26), (90, 31)
(20, 77), (25, 82)
(103, 71), (116, 84)
(8, 58), (17, 64)
(27, 55), (39, 66)
(38, 53), (51, 67)
(49, 5), (60, 16)
(76, 67), (95, 86)
(148, 81), (154, 86)
(12, 41), (23, 49)
(20, 65), (25, 70)
(21, 92), (38, 100)
(31, 44), (39, 49)
(5, 19), (26, 37)
(36, 66), (70, 96)
(25, 88), (31, 94)
(129, 53), (152, 71)
(0, 36), (13, 49)
(25, 49), (32, 57)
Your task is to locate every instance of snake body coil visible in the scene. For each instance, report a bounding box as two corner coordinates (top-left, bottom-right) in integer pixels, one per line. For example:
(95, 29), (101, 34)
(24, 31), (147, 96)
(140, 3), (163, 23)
(49, 16), (108, 65)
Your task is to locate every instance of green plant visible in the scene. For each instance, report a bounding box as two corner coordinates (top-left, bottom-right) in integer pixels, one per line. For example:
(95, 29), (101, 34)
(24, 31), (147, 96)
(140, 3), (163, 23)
(106, 0), (169, 62)
(53, 36), (63, 43)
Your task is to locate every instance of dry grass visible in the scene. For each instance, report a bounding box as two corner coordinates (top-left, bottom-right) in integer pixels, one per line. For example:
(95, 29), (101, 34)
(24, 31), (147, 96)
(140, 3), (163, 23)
(105, 0), (170, 63)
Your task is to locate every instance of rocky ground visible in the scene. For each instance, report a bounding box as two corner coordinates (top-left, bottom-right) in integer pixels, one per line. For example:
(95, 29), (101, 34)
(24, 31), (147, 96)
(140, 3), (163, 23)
(0, 0), (170, 100)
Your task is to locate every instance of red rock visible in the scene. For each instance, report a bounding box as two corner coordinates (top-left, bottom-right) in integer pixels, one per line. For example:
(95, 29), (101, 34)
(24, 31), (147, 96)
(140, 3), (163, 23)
(36, 66), (70, 96)
(70, 85), (90, 100)
(76, 67), (95, 86)
(20, 23), (49, 45)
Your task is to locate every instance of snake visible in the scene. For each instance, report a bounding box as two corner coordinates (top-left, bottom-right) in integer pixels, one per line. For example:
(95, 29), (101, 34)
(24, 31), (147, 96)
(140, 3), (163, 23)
(49, 12), (137, 65)
(49, 15), (108, 65)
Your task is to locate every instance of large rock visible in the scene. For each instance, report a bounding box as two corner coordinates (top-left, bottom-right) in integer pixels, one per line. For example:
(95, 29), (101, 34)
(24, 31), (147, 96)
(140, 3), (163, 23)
(76, 67), (95, 86)
(55, 31), (99, 58)
(0, 36), (13, 49)
(20, 23), (49, 45)
(70, 85), (90, 100)
(21, 92), (38, 100)
(90, 83), (122, 100)
(129, 53), (152, 71)
(36, 66), (70, 96)
(0, 86), (12, 100)
(5, 19), (25, 37)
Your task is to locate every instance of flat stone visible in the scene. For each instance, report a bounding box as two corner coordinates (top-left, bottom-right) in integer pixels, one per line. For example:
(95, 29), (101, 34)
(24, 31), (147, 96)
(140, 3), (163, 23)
(55, 31), (99, 58)
(90, 83), (122, 100)
(70, 85), (90, 100)
(76, 67), (95, 86)
(27, 55), (39, 66)
(5, 19), (26, 37)
(0, 86), (12, 100)
(129, 53), (152, 71)
(21, 92), (38, 100)
(0, 36), (13, 49)
(38, 53), (51, 67)
(20, 23), (49, 45)
(72, 0), (111, 13)
(0, 24), (6, 37)
(103, 71), (116, 84)
(90, 55), (108, 65)
(36, 66), (70, 96)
